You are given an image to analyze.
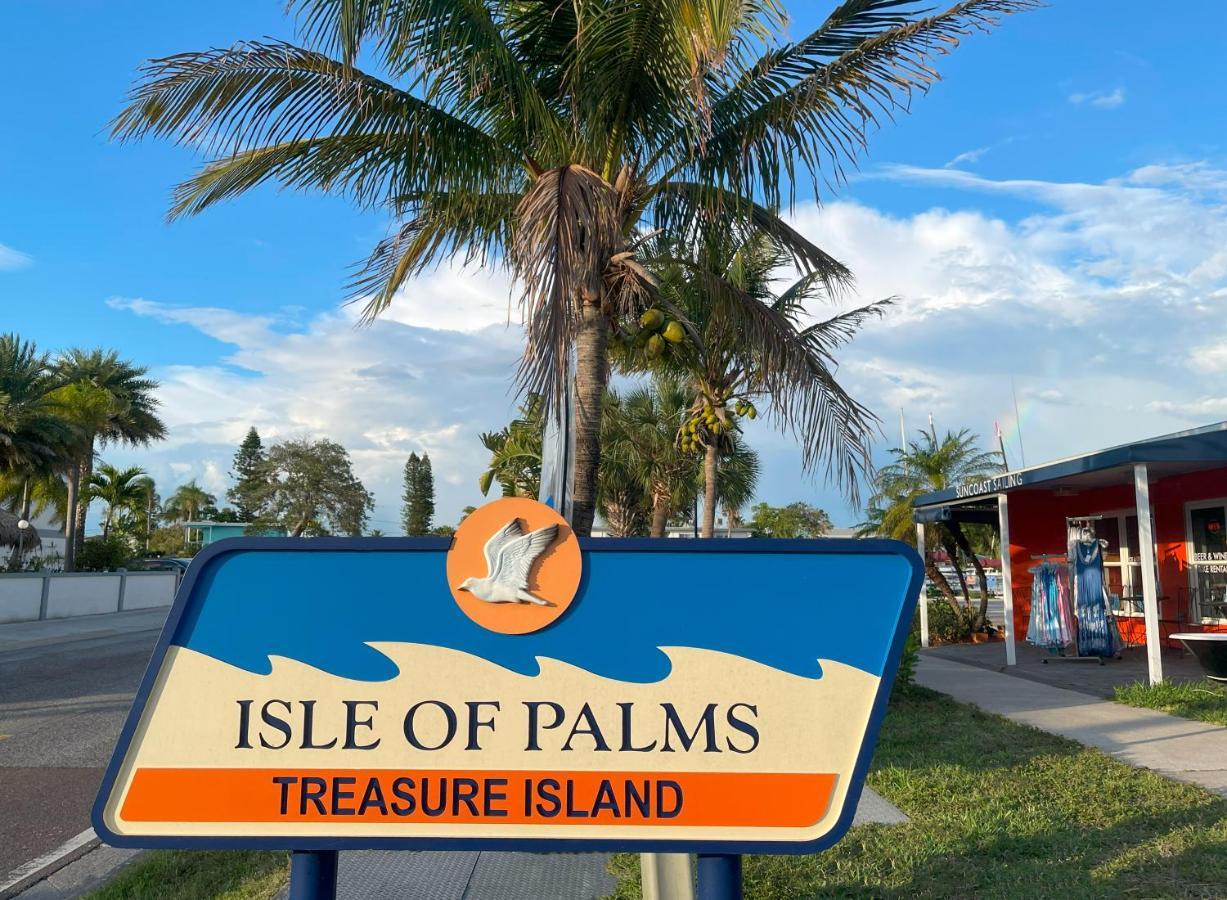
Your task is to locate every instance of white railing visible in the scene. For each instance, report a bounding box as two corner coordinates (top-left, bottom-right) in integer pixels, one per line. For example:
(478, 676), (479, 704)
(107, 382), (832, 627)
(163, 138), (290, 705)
(0, 571), (178, 624)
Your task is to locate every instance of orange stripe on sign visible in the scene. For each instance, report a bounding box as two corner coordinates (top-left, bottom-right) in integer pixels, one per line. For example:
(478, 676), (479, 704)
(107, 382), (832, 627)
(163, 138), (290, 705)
(121, 769), (836, 828)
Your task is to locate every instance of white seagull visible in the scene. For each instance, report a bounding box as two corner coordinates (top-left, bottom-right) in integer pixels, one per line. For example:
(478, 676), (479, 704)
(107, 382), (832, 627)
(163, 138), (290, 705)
(456, 519), (560, 606)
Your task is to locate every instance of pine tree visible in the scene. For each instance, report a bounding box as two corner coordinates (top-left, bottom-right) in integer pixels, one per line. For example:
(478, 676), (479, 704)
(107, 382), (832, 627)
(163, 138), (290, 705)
(228, 427), (268, 521)
(402, 452), (435, 536)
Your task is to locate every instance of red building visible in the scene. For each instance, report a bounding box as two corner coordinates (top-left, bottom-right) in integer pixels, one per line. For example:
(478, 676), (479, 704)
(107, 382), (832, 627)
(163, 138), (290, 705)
(912, 422), (1227, 684)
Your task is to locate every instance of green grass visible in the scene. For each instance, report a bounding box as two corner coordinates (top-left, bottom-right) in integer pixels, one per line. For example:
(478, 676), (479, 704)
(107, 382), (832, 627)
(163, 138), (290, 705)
(84, 850), (288, 900)
(1114, 679), (1227, 727)
(606, 687), (1227, 899)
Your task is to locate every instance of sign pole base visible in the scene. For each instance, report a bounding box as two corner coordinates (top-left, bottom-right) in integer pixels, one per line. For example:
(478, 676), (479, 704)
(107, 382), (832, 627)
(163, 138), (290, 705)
(696, 853), (742, 900)
(289, 850), (338, 900)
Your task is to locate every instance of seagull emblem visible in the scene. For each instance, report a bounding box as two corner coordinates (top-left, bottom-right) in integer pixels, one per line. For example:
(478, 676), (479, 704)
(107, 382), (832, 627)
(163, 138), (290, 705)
(456, 518), (560, 606)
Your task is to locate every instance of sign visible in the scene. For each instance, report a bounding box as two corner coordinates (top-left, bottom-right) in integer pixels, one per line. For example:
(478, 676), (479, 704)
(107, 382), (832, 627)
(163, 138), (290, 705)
(953, 472), (1023, 499)
(93, 499), (921, 854)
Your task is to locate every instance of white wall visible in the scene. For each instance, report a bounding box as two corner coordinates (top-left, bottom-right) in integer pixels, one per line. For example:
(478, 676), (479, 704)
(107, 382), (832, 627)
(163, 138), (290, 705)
(0, 571), (177, 623)
(122, 573), (178, 610)
(45, 575), (122, 618)
(0, 576), (44, 624)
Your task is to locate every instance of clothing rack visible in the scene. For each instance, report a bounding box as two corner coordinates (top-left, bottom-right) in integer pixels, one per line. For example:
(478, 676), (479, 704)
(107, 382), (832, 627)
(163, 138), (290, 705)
(1040, 524), (1115, 665)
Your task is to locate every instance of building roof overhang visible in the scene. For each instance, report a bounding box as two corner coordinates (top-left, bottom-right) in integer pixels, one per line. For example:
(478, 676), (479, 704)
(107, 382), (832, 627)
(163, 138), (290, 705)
(912, 420), (1227, 524)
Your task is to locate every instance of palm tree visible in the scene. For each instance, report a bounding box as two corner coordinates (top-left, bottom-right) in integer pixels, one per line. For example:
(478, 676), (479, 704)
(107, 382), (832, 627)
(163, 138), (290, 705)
(87, 463), (154, 538)
(863, 428), (1002, 631)
(0, 335), (78, 566)
(52, 349), (166, 556)
(624, 233), (887, 537)
(0, 335), (77, 479)
(603, 378), (695, 537)
(479, 395), (545, 499)
(163, 481), (216, 524)
(112, 0), (1034, 536)
(46, 381), (116, 571)
(0, 471), (67, 529)
(602, 378), (760, 537)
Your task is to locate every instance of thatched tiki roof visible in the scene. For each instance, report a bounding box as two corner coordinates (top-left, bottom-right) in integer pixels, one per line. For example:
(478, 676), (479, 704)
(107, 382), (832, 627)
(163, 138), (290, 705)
(0, 509), (41, 552)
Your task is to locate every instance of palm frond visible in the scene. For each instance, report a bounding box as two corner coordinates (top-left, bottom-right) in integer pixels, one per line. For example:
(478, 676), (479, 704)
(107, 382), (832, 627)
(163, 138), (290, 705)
(113, 42), (519, 215)
(289, 0), (568, 156)
(649, 181), (851, 287)
(349, 191), (520, 319)
(674, 257), (881, 499)
(676, 0), (1041, 206)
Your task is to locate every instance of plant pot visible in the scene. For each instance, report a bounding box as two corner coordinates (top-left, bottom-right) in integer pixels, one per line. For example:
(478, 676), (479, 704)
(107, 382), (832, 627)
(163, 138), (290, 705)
(969, 632), (989, 644)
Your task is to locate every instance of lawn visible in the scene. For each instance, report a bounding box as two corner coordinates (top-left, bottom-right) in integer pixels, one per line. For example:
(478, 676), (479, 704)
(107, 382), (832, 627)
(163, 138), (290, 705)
(1114, 679), (1227, 728)
(606, 686), (1227, 899)
(84, 850), (287, 900)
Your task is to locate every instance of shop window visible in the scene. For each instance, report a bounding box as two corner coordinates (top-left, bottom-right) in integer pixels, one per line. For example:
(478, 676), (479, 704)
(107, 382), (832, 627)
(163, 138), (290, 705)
(1087, 512), (1146, 615)
(1187, 500), (1227, 622)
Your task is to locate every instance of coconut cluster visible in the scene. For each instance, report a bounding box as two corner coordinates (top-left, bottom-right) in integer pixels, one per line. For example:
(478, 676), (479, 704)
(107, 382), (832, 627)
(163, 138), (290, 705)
(678, 389), (756, 455)
(631, 308), (685, 359)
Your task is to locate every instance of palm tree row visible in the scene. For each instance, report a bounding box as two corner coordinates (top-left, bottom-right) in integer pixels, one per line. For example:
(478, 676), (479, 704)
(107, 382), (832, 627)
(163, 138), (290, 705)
(480, 374), (759, 537)
(0, 334), (165, 570)
(114, 0), (1037, 537)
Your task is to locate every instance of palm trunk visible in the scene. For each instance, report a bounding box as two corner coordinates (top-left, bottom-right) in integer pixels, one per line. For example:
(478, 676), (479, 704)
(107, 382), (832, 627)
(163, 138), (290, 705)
(650, 487), (669, 538)
(570, 298), (608, 538)
(75, 448), (94, 554)
(950, 522), (992, 630)
(926, 560), (962, 612)
(939, 530), (974, 634)
(9, 480), (29, 569)
(63, 464), (79, 572)
(701, 444), (718, 539)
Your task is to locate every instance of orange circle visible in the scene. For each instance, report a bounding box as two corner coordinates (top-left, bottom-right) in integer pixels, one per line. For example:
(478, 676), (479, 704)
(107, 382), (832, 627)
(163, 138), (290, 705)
(446, 497), (581, 635)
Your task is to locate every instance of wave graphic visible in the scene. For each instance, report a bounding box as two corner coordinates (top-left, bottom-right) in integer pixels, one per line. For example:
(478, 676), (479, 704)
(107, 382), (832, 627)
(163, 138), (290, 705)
(172, 544), (916, 683)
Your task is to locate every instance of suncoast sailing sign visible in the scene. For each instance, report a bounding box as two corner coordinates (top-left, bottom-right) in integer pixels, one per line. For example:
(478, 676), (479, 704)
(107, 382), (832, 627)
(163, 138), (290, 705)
(94, 497), (921, 853)
(954, 472), (1023, 499)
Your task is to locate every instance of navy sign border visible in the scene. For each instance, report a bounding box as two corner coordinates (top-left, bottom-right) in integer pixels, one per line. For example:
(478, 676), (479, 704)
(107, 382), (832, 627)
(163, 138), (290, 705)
(91, 536), (922, 855)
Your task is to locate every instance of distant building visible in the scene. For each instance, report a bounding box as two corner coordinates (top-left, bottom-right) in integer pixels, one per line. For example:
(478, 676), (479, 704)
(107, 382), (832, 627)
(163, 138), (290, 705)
(182, 521), (287, 548)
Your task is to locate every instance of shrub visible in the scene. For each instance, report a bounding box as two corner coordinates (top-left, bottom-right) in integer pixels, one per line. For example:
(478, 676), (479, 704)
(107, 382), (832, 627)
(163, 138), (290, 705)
(895, 631), (920, 689)
(76, 534), (135, 572)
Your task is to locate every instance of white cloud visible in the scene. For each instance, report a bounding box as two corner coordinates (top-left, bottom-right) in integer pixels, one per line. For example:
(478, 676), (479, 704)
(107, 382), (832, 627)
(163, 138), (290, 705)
(779, 161), (1227, 493)
(107, 297), (528, 532)
(0, 242), (32, 271)
(1069, 87), (1126, 109)
(945, 146), (989, 168)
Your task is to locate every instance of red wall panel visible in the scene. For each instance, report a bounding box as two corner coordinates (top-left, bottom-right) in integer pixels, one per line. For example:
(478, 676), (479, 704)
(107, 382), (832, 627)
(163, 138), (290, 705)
(1003, 466), (1227, 647)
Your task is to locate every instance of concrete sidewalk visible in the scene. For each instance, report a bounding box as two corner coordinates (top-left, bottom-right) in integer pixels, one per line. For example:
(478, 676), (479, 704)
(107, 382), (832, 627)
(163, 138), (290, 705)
(0, 608), (167, 655)
(917, 653), (1227, 796)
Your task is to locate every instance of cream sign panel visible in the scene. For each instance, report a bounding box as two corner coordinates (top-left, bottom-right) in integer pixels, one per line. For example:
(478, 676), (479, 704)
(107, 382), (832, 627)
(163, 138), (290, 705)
(94, 498), (921, 854)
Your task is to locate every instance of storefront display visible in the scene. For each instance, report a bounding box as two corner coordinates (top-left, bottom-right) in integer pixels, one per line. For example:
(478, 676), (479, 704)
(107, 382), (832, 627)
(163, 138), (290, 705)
(913, 421), (1227, 685)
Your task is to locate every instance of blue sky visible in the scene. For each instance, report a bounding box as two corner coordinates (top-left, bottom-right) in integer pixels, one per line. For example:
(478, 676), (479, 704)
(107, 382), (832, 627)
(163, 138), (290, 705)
(3, 1), (1227, 530)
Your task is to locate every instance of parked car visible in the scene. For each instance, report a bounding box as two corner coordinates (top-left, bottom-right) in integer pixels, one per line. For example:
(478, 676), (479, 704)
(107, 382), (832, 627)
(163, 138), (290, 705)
(131, 557), (192, 575)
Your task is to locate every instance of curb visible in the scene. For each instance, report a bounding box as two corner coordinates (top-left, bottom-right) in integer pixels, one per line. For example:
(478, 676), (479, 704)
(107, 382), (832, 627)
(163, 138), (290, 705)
(0, 830), (99, 900)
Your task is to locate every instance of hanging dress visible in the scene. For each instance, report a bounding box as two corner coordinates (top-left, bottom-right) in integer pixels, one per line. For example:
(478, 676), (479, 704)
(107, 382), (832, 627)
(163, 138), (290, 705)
(1027, 563), (1075, 650)
(1074, 540), (1119, 658)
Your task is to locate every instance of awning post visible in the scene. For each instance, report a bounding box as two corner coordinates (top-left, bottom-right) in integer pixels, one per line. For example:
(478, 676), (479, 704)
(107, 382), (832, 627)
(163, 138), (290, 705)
(997, 493), (1016, 666)
(916, 522), (929, 648)
(1133, 463), (1163, 685)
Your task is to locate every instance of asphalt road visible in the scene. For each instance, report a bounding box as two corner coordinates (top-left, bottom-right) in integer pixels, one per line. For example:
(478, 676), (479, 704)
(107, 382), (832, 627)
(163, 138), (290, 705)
(0, 628), (159, 878)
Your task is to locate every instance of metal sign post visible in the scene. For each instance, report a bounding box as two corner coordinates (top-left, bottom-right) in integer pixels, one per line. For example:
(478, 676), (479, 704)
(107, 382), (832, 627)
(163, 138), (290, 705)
(697, 854), (742, 899)
(289, 850), (338, 900)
